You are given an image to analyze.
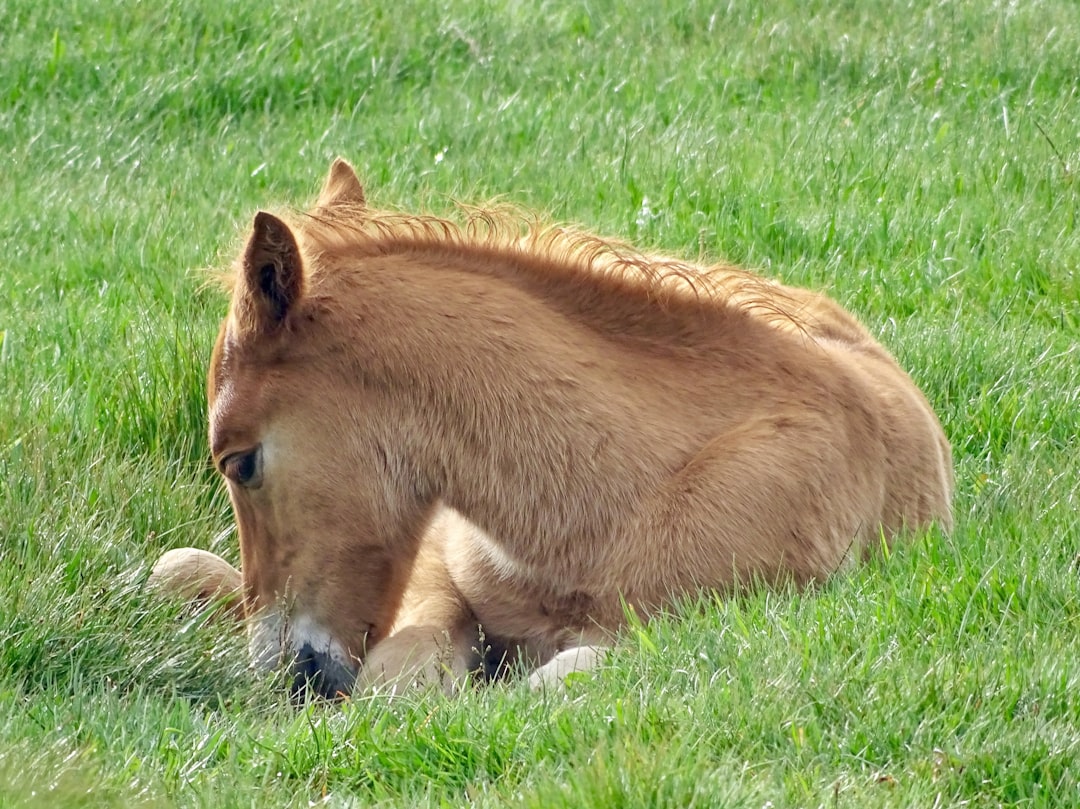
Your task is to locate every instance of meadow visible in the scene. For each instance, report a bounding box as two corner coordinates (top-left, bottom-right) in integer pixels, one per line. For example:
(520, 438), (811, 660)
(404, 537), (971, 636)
(2, 0), (1078, 805)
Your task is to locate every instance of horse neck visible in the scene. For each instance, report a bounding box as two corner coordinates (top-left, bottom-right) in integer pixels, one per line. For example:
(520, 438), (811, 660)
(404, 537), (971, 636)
(331, 247), (693, 551)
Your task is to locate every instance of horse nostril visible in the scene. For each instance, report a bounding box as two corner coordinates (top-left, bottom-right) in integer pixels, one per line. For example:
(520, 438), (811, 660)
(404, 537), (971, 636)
(289, 643), (355, 702)
(290, 643), (328, 701)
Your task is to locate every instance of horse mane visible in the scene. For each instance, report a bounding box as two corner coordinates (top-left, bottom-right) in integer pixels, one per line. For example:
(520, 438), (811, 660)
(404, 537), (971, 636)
(219, 199), (840, 344)
(303, 203), (815, 331)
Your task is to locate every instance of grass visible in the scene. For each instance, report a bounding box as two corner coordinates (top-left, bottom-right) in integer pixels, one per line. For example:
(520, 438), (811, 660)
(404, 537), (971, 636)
(2, 0), (1079, 805)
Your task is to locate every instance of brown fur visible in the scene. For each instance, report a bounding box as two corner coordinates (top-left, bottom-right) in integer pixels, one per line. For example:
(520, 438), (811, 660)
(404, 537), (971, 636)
(204, 158), (952, 695)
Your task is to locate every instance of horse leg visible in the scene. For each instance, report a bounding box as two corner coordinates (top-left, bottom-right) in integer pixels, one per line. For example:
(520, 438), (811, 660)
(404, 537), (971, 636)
(527, 644), (607, 690)
(358, 523), (482, 694)
(148, 547), (244, 620)
(629, 410), (879, 596)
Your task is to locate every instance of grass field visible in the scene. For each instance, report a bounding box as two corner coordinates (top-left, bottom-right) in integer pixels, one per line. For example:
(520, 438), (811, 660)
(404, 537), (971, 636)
(2, 0), (1079, 805)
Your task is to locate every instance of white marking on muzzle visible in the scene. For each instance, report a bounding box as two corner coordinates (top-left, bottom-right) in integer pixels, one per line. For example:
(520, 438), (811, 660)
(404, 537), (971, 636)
(247, 608), (286, 671)
(246, 608), (354, 674)
(289, 613), (354, 672)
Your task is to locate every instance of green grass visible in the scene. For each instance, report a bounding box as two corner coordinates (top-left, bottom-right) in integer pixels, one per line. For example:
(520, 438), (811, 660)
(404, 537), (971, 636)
(2, 0), (1078, 805)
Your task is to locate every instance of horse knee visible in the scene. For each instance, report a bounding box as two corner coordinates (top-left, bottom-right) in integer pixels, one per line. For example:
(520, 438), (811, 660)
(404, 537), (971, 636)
(360, 626), (471, 695)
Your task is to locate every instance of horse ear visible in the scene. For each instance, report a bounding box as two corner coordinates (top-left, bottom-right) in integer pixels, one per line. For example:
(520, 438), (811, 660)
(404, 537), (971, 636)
(316, 158), (366, 209)
(239, 211), (303, 331)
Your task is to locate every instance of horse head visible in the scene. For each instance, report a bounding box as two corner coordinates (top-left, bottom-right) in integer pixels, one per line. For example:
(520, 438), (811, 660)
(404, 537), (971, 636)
(208, 160), (429, 698)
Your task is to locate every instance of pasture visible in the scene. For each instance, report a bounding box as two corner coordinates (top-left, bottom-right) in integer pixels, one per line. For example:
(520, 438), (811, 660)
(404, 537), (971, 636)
(2, 0), (1078, 806)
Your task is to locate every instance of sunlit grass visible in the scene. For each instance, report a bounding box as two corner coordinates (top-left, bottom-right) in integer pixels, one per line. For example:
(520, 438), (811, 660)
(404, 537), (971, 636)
(2, 0), (1078, 806)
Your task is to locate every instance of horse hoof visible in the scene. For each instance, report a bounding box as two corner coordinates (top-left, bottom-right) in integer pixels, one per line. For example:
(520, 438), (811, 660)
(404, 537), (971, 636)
(148, 547), (243, 620)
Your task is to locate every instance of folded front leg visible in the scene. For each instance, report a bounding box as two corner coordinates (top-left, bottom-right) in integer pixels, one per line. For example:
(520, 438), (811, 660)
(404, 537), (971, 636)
(359, 526), (483, 694)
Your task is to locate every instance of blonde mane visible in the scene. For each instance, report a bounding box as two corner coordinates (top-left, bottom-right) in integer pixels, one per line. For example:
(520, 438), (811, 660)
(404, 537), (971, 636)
(274, 201), (823, 342)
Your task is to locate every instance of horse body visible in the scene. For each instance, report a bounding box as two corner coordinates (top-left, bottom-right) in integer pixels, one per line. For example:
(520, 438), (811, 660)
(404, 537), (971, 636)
(206, 160), (952, 696)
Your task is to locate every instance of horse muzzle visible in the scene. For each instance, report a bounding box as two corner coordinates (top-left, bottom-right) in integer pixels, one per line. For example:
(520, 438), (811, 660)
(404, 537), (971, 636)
(289, 643), (359, 700)
(248, 608), (361, 700)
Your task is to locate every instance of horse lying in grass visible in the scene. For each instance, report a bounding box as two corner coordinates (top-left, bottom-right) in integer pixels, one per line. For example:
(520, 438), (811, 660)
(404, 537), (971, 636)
(153, 158), (953, 698)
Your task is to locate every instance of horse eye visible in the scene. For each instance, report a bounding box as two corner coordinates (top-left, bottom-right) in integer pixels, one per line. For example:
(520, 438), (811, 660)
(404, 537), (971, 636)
(221, 449), (262, 488)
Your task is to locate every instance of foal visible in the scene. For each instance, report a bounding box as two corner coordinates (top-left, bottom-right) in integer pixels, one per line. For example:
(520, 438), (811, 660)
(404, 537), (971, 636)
(180, 159), (952, 696)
